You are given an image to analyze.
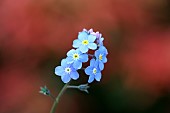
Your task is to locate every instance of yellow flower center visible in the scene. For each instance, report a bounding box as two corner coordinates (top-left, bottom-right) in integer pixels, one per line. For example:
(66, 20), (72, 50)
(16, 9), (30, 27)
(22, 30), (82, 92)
(82, 40), (89, 45)
(93, 68), (97, 74)
(65, 67), (71, 74)
(99, 54), (103, 60)
(73, 53), (79, 60)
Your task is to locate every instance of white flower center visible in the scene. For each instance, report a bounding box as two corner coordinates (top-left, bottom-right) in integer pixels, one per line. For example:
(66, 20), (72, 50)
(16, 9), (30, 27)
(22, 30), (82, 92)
(64, 67), (71, 74)
(73, 53), (79, 60)
(93, 68), (97, 74)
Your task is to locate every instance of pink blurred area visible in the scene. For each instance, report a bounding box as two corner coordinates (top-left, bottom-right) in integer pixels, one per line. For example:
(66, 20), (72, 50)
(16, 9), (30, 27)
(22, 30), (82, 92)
(121, 30), (170, 93)
(0, 0), (170, 113)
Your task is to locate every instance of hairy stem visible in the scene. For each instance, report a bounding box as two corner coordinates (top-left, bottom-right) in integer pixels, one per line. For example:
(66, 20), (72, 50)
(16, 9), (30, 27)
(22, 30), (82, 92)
(50, 83), (69, 113)
(67, 85), (79, 89)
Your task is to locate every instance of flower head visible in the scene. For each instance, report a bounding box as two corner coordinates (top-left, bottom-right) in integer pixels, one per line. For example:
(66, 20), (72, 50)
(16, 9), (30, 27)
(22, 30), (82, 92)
(73, 31), (97, 53)
(55, 59), (79, 83)
(85, 59), (102, 83)
(95, 46), (108, 70)
(66, 49), (88, 69)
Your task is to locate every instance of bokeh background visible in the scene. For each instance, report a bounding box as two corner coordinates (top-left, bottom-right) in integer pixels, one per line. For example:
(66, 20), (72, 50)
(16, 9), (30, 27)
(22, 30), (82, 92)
(0, 0), (170, 113)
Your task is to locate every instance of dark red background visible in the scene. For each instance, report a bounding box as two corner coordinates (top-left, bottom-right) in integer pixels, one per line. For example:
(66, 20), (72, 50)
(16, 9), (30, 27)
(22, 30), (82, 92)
(0, 0), (170, 113)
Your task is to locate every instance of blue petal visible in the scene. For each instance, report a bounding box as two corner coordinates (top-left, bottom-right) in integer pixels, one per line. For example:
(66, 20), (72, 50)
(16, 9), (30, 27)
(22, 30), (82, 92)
(61, 74), (71, 83)
(73, 61), (82, 69)
(88, 75), (95, 83)
(102, 56), (107, 63)
(105, 49), (108, 55)
(98, 38), (104, 46)
(55, 66), (64, 76)
(94, 50), (100, 58)
(79, 54), (88, 62)
(85, 66), (93, 75)
(61, 59), (68, 67)
(88, 43), (97, 50)
(95, 72), (102, 81)
(100, 37), (104, 42)
(67, 49), (75, 56)
(70, 71), (79, 80)
(75, 49), (82, 54)
(88, 35), (96, 42)
(90, 59), (96, 66)
(79, 45), (88, 53)
(66, 56), (74, 64)
(73, 39), (81, 48)
(99, 61), (104, 70)
(78, 32), (88, 40)
(99, 46), (108, 54)
(98, 46), (105, 51)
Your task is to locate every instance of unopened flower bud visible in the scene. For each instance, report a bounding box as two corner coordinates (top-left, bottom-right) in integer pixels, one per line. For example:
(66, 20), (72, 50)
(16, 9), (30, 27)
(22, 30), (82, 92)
(78, 84), (90, 93)
(39, 86), (50, 96)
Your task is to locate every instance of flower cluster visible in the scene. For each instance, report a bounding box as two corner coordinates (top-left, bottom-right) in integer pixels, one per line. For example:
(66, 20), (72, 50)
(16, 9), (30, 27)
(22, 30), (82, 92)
(55, 28), (108, 83)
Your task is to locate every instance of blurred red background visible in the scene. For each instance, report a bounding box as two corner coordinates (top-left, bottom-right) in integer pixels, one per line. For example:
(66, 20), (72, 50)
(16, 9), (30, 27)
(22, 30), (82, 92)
(0, 0), (170, 113)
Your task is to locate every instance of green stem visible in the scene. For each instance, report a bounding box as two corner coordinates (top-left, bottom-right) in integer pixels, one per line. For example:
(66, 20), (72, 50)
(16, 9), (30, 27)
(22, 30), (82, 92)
(50, 83), (69, 113)
(67, 85), (79, 89)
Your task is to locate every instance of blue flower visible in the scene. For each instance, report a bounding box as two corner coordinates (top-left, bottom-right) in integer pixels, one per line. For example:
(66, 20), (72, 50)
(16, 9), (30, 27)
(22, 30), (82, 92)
(95, 46), (108, 71)
(85, 59), (102, 83)
(66, 49), (88, 69)
(55, 59), (79, 83)
(73, 31), (97, 53)
(91, 31), (104, 46)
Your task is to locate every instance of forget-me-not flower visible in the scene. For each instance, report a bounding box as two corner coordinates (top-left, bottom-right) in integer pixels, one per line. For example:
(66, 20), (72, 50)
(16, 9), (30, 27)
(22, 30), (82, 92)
(55, 59), (79, 83)
(85, 59), (102, 83)
(91, 31), (104, 46)
(95, 46), (108, 71)
(73, 31), (97, 53)
(66, 49), (88, 69)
